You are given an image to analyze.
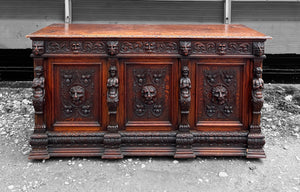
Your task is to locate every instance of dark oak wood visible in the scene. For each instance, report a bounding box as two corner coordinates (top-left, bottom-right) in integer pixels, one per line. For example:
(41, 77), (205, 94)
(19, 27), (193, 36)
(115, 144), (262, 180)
(27, 24), (270, 159)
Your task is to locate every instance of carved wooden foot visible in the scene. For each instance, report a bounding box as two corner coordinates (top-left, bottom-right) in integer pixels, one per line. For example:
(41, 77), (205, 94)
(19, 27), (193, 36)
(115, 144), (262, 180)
(102, 133), (123, 159)
(29, 133), (50, 160)
(174, 133), (195, 159)
(246, 149), (266, 158)
(174, 147), (195, 159)
(246, 133), (266, 158)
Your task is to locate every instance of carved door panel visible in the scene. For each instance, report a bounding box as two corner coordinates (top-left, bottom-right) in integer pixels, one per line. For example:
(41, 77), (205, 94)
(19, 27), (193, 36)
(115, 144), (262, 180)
(47, 58), (104, 131)
(122, 59), (178, 131)
(195, 58), (251, 131)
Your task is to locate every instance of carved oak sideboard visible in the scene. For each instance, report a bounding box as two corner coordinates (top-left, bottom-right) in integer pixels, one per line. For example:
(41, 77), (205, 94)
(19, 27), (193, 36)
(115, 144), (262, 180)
(26, 24), (270, 159)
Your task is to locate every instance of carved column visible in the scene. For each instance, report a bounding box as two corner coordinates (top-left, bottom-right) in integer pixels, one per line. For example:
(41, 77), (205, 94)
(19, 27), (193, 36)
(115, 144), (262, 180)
(175, 41), (195, 158)
(247, 42), (266, 158)
(102, 41), (123, 159)
(29, 41), (50, 160)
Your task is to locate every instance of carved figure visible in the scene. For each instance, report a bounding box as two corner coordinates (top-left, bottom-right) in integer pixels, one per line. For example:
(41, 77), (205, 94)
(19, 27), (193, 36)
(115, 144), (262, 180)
(217, 43), (227, 55)
(107, 41), (119, 56)
(141, 85), (157, 105)
(252, 67), (264, 109)
(253, 42), (264, 57)
(32, 66), (45, 114)
(180, 41), (192, 56)
(107, 65), (119, 104)
(144, 42), (156, 52)
(212, 85), (228, 105)
(32, 41), (44, 56)
(180, 66), (191, 108)
(71, 43), (81, 53)
(70, 85), (85, 105)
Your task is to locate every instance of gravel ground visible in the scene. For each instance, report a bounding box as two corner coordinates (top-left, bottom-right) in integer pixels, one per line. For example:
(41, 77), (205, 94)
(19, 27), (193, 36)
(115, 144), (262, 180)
(0, 82), (299, 192)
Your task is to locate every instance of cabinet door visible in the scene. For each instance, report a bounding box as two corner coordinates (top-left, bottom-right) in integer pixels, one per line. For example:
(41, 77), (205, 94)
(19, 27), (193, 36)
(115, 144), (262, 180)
(121, 58), (178, 131)
(47, 57), (104, 131)
(195, 58), (251, 131)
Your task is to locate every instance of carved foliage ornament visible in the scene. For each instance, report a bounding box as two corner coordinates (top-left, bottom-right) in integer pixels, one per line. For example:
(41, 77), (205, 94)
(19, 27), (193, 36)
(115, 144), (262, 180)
(44, 40), (256, 55)
(46, 40), (106, 54)
(119, 41), (178, 54)
(193, 41), (252, 55)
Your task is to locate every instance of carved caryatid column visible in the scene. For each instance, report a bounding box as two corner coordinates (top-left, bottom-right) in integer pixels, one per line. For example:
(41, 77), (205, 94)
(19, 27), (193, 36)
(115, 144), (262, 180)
(29, 41), (50, 159)
(247, 42), (266, 158)
(102, 41), (123, 159)
(175, 41), (195, 158)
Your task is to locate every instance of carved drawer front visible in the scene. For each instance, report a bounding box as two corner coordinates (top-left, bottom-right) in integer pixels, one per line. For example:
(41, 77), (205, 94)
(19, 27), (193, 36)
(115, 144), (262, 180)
(124, 60), (178, 131)
(195, 59), (250, 131)
(50, 59), (103, 131)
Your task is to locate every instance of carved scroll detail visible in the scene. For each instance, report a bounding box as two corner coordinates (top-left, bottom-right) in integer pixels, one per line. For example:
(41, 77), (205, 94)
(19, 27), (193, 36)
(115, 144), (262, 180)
(46, 40), (106, 54)
(119, 41), (178, 54)
(192, 41), (252, 55)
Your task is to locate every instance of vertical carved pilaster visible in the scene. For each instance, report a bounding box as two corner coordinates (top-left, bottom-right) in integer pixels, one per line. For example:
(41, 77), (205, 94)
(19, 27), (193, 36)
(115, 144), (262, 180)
(247, 56), (266, 158)
(174, 58), (195, 158)
(103, 43), (123, 159)
(29, 59), (49, 160)
(107, 64), (119, 133)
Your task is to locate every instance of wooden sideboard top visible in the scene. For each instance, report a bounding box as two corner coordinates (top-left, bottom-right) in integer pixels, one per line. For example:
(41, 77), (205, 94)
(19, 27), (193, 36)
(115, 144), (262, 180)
(27, 24), (271, 40)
